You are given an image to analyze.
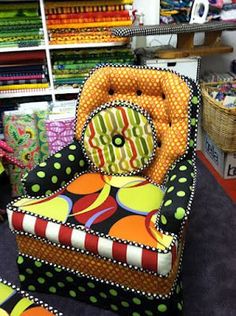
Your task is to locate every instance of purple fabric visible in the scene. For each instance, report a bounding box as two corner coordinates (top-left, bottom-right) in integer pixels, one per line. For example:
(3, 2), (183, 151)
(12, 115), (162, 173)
(45, 118), (75, 154)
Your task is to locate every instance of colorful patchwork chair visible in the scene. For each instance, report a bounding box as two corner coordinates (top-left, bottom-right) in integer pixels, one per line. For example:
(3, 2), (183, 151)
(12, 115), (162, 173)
(0, 277), (62, 315)
(7, 65), (200, 316)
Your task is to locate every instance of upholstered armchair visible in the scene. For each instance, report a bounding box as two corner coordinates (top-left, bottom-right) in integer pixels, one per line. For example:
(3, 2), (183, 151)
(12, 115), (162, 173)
(7, 65), (200, 316)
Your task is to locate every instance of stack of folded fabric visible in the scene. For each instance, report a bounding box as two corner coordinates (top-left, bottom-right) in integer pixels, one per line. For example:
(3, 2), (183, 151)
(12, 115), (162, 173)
(52, 47), (134, 89)
(220, 1), (236, 21)
(0, 51), (49, 94)
(160, 0), (193, 23)
(0, 1), (44, 48)
(45, 0), (133, 45)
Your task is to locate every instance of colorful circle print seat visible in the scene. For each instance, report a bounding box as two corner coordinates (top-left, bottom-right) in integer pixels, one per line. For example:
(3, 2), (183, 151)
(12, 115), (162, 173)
(82, 101), (157, 175)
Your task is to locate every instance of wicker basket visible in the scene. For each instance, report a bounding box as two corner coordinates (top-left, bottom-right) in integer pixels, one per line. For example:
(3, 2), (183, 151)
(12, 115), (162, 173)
(201, 81), (236, 152)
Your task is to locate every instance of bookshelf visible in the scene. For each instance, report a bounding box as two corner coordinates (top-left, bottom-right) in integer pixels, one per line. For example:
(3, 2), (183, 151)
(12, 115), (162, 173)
(0, 0), (131, 101)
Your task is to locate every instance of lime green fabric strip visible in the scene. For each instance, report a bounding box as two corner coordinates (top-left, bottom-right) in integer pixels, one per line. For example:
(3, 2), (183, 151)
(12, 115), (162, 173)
(10, 298), (34, 316)
(0, 283), (15, 305)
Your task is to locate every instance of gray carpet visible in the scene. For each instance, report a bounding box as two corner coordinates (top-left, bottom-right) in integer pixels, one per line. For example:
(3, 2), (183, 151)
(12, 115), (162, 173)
(0, 158), (235, 316)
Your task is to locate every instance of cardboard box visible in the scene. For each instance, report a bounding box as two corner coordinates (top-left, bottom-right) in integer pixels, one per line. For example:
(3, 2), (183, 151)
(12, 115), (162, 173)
(202, 132), (236, 179)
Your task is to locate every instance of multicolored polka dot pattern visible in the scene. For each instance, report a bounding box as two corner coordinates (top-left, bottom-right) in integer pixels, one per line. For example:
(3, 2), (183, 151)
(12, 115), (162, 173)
(158, 80), (200, 234)
(22, 140), (88, 197)
(76, 65), (190, 184)
(18, 254), (184, 316)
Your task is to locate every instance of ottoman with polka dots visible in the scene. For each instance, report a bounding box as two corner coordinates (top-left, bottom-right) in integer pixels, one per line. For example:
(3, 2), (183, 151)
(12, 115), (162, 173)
(0, 277), (62, 316)
(7, 65), (201, 316)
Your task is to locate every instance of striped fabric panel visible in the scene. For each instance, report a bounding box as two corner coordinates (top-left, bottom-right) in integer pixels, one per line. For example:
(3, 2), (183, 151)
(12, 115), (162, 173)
(9, 211), (177, 275)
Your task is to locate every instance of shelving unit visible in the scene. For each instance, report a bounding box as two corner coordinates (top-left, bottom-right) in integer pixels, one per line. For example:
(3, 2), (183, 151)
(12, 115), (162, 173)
(0, 0), (131, 101)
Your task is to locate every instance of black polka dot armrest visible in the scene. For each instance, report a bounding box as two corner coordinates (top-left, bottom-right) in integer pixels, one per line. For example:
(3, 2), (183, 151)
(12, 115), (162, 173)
(22, 139), (88, 197)
(158, 154), (196, 235)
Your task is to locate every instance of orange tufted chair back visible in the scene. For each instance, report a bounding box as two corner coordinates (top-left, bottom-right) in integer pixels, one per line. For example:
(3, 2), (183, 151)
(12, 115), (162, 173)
(75, 65), (191, 184)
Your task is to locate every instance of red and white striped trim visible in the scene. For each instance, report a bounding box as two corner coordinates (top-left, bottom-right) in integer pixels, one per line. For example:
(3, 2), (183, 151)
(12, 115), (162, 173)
(8, 210), (178, 276)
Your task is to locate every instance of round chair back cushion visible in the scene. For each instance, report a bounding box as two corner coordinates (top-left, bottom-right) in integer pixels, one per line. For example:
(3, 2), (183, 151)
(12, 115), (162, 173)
(82, 101), (157, 175)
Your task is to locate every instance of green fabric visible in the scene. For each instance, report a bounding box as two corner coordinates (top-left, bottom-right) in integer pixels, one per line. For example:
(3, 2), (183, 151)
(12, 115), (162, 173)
(54, 78), (85, 84)
(35, 111), (50, 162)
(0, 18), (42, 26)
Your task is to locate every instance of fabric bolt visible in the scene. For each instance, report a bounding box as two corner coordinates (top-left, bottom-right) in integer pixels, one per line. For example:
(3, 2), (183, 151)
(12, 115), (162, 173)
(0, 1), (43, 49)
(45, 1), (133, 9)
(47, 20), (132, 31)
(45, 119), (75, 154)
(45, 5), (128, 15)
(0, 83), (49, 92)
(51, 48), (134, 88)
(3, 113), (41, 196)
(0, 79), (47, 86)
(34, 111), (50, 162)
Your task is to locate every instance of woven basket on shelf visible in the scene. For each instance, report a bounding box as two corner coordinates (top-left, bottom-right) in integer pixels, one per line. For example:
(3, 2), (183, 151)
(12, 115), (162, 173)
(201, 81), (236, 152)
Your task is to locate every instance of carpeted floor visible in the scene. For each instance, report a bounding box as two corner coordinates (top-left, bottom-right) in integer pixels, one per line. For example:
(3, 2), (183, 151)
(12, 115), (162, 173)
(0, 157), (235, 316)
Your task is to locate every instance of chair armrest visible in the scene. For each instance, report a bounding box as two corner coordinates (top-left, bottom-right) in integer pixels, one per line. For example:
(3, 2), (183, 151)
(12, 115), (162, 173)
(22, 139), (89, 197)
(158, 155), (196, 235)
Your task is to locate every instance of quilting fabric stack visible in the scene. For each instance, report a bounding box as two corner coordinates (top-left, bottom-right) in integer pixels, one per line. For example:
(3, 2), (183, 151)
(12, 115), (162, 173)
(220, 2), (236, 21)
(0, 1), (44, 48)
(160, 0), (193, 23)
(51, 47), (134, 89)
(0, 51), (49, 94)
(45, 0), (133, 45)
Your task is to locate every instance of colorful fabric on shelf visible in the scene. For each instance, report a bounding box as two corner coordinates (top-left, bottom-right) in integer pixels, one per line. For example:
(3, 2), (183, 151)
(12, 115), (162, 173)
(52, 47), (134, 89)
(0, 1), (43, 48)
(0, 83), (49, 92)
(46, 118), (75, 154)
(45, 0), (133, 45)
(47, 20), (132, 29)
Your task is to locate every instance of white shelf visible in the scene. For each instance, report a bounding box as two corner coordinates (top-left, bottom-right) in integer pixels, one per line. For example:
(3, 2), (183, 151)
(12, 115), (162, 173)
(0, 89), (53, 99)
(0, 46), (46, 53)
(0, 134), (4, 140)
(49, 42), (128, 50)
(54, 88), (80, 94)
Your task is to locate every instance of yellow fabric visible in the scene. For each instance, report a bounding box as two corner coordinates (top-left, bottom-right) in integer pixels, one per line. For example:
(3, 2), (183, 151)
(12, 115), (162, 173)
(46, 1), (133, 8)
(76, 66), (190, 184)
(0, 162), (4, 175)
(10, 298), (33, 316)
(0, 283), (14, 305)
(47, 20), (132, 29)
(0, 83), (49, 91)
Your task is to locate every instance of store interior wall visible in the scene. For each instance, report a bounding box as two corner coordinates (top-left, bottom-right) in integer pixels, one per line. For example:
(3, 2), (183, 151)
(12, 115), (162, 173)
(133, 0), (235, 73)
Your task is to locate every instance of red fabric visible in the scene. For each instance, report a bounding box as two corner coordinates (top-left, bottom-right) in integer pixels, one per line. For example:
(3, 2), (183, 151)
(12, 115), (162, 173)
(34, 218), (48, 237)
(12, 212), (24, 231)
(0, 51), (45, 65)
(59, 225), (73, 246)
(142, 249), (157, 271)
(171, 244), (177, 266)
(47, 10), (130, 20)
(84, 234), (99, 253)
(112, 242), (127, 262)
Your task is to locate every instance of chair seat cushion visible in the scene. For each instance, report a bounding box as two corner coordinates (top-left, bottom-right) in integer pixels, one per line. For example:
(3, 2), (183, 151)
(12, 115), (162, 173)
(8, 173), (178, 275)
